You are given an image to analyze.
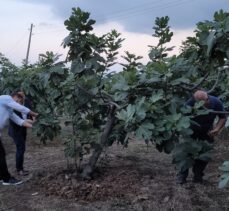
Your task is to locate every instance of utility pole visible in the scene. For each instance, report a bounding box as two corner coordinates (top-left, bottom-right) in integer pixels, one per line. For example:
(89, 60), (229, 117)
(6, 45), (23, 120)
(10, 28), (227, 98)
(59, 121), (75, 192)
(25, 23), (34, 67)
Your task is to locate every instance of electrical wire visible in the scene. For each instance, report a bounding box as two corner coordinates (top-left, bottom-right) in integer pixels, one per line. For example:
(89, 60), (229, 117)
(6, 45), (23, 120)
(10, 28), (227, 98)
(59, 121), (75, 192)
(4, 31), (28, 55)
(95, 0), (192, 23)
(93, 0), (184, 21)
(91, 0), (169, 19)
(34, 0), (195, 35)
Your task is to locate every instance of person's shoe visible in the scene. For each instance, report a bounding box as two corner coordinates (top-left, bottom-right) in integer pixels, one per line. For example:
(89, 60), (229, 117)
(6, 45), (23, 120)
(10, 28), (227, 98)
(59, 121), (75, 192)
(2, 177), (23, 186)
(176, 177), (187, 185)
(192, 177), (203, 184)
(17, 170), (29, 176)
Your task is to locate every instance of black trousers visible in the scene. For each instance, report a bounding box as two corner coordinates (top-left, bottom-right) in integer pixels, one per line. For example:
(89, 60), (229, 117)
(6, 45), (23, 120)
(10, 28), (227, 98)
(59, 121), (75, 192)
(178, 159), (208, 181)
(12, 135), (26, 171)
(0, 138), (11, 181)
(8, 121), (27, 171)
(178, 127), (214, 181)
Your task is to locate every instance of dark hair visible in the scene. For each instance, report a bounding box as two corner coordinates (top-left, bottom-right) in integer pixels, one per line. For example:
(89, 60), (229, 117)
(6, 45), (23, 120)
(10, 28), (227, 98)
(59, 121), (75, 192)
(11, 89), (24, 99)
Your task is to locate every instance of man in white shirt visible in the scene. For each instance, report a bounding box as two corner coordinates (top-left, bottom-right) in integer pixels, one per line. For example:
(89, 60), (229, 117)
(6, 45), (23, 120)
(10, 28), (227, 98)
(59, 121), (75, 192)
(0, 91), (38, 185)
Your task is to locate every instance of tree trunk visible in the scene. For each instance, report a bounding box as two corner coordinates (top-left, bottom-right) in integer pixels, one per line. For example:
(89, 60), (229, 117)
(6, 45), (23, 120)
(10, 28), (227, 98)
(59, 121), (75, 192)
(81, 105), (115, 179)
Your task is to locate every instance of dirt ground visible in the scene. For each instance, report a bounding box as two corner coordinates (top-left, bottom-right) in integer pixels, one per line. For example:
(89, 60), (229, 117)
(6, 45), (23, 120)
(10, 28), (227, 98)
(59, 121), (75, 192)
(1, 129), (229, 211)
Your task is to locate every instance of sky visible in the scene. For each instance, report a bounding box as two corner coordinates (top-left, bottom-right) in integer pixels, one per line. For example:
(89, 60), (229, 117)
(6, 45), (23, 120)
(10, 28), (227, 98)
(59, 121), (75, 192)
(0, 0), (228, 66)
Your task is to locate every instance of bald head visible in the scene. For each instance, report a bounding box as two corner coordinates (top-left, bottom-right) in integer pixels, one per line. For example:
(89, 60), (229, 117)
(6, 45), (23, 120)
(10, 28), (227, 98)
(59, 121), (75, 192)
(193, 90), (210, 107)
(193, 90), (208, 101)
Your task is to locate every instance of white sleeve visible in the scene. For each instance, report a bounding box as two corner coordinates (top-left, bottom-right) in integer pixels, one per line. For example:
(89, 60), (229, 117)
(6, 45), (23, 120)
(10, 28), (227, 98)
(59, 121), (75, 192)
(9, 111), (25, 126)
(7, 98), (30, 114)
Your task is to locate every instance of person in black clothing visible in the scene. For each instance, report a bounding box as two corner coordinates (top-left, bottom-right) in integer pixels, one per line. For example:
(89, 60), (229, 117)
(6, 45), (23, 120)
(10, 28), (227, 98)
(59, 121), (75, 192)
(176, 90), (227, 184)
(8, 93), (33, 176)
(0, 91), (37, 186)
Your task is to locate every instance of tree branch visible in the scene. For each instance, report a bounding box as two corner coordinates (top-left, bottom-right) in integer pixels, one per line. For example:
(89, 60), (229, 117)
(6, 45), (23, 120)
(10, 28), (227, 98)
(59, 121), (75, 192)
(178, 72), (210, 91)
(207, 70), (221, 94)
(190, 72), (209, 91)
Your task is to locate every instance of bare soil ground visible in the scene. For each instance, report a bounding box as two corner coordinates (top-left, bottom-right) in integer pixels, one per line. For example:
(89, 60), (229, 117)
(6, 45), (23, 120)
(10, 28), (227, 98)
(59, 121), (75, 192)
(1, 130), (229, 211)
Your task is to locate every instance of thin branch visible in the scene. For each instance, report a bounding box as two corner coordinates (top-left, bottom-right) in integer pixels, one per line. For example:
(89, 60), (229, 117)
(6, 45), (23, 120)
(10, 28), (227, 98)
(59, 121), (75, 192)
(65, 50), (70, 63)
(75, 84), (95, 97)
(207, 70), (221, 94)
(177, 84), (193, 91)
(190, 72), (209, 91)
(214, 65), (229, 71)
(107, 101), (121, 109)
(178, 72), (210, 91)
(101, 101), (128, 111)
(204, 109), (229, 115)
(100, 90), (114, 100)
(99, 89), (108, 103)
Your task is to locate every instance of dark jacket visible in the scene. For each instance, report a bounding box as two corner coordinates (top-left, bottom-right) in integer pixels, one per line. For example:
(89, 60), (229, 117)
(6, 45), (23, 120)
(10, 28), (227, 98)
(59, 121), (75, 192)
(8, 98), (32, 138)
(8, 111), (27, 138)
(186, 95), (226, 133)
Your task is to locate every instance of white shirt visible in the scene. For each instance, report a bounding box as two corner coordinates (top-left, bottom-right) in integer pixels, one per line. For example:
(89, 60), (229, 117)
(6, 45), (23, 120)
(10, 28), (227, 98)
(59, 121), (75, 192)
(0, 95), (30, 136)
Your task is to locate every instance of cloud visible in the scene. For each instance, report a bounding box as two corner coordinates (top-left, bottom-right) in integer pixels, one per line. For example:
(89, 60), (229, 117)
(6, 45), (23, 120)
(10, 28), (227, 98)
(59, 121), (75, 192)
(38, 22), (56, 28)
(17, 0), (229, 33)
(0, 1), (70, 65)
(2, 0), (226, 66)
(93, 21), (195, 65)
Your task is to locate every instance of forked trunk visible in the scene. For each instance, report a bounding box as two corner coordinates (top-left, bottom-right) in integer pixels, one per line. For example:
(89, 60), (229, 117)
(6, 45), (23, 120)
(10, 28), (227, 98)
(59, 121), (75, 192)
(81, 105), (115, 179)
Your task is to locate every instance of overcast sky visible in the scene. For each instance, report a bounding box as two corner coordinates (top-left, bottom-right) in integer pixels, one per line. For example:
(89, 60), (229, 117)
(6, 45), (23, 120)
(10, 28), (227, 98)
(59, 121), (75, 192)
(0, 0), (228, 66)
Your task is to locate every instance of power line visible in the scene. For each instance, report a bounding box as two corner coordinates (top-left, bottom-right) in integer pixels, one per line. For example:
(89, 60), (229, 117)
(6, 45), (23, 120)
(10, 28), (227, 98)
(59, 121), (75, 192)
(35, 27), (67, 35)
(91, 0), (169, 19)
(4, 31), (28, 55)
(33, 0), (195, 35)
(95, 0), (192, 23)
(35, 0), (160, 35)
(92, 0), (179, 21)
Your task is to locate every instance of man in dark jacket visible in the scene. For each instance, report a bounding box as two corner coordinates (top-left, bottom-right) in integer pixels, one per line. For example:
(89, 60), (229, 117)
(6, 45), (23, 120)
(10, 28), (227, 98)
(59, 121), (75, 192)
(8, 94), (33, 176)
(176, 90), (227, 184)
